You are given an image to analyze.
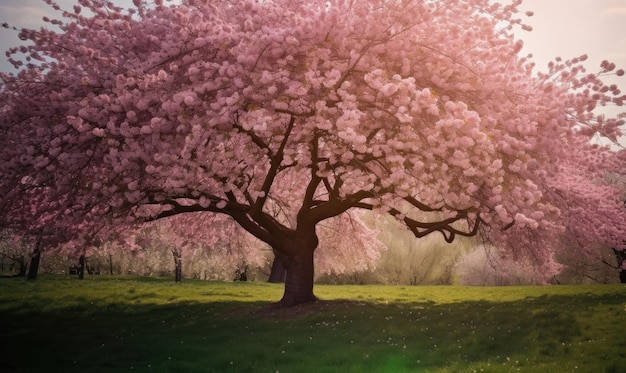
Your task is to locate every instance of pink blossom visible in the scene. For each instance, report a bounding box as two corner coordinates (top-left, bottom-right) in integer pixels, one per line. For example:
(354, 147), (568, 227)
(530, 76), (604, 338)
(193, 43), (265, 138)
(92, 128), (106, 137)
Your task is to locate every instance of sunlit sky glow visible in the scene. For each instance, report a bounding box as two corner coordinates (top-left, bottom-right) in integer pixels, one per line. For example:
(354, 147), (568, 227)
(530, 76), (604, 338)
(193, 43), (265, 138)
(520, 0), (626, 74)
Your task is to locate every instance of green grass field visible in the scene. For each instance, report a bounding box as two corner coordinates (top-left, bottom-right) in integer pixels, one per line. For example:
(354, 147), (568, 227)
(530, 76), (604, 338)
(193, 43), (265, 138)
(1, 276), (625, 372)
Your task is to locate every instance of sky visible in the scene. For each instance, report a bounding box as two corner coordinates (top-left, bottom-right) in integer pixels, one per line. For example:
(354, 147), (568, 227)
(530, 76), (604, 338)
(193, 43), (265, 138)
(519, 0), (626, 74)
(1, 0), (625, 80)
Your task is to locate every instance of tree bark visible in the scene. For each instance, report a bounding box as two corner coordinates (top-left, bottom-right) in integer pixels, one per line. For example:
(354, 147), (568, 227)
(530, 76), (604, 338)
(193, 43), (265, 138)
(234, 264), (248, 281)
(172, 249), (182, 283)
(17, 256), (27, 277)
(278, 243), (317, 307)
(27, 242), (41, 280)
(268, 250), (287, 283)
(78, 254), (86, 280)
(614, 249), (626, 284)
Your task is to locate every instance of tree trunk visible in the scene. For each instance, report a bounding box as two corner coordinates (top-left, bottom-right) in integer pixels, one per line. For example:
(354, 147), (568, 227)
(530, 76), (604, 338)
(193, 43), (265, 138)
(109, 254), (114, 275)
(268, 250), (287, 283)
(78, 254), (86, 280)
(27, 242), (41, 280)
(234, 264), (248, 281)
(173, 249), (182, 283)
(278, 245), (317, 307)
(614, 249), (626, 284)
(17, 256), (27, 277)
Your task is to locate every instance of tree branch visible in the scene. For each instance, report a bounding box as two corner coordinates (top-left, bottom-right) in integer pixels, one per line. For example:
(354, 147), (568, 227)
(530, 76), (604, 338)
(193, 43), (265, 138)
(386, 207), (481, 243)
(252, 115), (295, 215)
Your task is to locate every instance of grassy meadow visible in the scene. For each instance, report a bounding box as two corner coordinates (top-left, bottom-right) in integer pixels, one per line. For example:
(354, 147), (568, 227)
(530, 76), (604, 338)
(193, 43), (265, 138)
(1, 275), (625, 372)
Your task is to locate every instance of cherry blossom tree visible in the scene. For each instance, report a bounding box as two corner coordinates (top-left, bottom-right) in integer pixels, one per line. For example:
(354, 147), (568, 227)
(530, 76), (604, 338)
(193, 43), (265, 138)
(2, 0), (626, 305)
(128, 212), (268, 282)
(0, 230), (31, 276)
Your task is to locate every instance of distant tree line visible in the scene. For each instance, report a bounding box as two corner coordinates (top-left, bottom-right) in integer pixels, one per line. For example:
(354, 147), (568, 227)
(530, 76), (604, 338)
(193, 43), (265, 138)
(1, 226), (621, 285)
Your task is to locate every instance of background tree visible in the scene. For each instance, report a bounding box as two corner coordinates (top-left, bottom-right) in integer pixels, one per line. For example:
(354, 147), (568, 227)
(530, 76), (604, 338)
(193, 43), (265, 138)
(313, 211), (385, 279)
(455, 244), (545, 286)
(553, 246), (621, 284)
(1, 0), (626, 305)
(77, 253), (86, 279)
(352, 214), (470, 285)
(0, 230), (30, 276)
(26, 241), (42, 280)
(613, 249), (626, 283)
(127, 213), (268, 282)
